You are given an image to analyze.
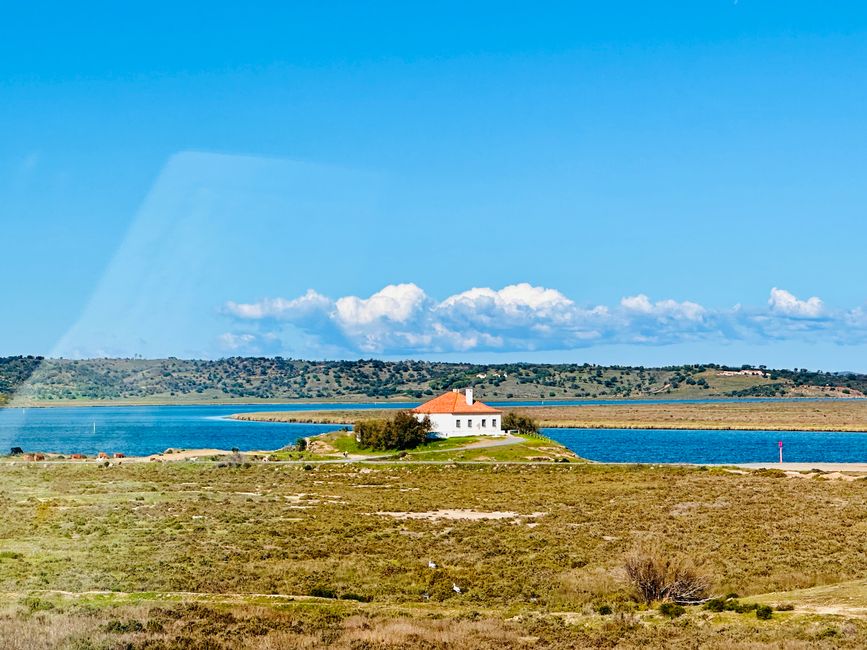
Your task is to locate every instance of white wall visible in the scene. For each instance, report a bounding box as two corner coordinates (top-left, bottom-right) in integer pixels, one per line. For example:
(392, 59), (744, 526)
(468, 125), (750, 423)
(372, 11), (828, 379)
(416, 412), (504, 438)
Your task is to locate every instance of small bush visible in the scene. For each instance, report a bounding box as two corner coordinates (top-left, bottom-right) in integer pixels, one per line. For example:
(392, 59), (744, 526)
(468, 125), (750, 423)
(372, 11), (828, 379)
(104, 619), (145, 633)
(309, 586), (337, 599)
(145, 620), (165, 633)
(716, 598), (758, 614)
(595, 603), (613, 615)
(624, 547), (710, 604)
(703, 598), (726, 612)
(775, 603), (795, 611)
(756, 605), (773, 620)
(22, 596), (55, 613)
(659, 602), (685, 618)
(303, 464), (313, 471)
(340, 593), (372, 602)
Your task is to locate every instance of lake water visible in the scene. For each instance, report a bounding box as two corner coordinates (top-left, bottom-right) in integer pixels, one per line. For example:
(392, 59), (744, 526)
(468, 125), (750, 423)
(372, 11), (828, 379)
(545, 427), (867, 464)
(1, 400), (865, 463)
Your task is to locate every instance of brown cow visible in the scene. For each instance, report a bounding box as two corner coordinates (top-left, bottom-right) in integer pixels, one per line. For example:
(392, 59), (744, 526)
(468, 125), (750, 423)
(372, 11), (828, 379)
(113, 453), (125, 459)
(97, 452), (109, 459)
(70, 454), (86, 460)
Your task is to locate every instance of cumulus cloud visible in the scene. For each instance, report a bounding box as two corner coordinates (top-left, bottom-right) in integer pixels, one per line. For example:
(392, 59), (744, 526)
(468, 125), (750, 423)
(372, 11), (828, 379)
(768, 287), (824, 318)
(225, 289), (331, 320)
(335, 283), (428, 327)
(221, 283), (861, 355)
(620, 294), (706, 321)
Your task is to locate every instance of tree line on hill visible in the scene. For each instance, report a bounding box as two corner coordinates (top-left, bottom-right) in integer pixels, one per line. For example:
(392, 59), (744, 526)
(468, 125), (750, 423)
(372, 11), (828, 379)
(1, 356), (865, 404)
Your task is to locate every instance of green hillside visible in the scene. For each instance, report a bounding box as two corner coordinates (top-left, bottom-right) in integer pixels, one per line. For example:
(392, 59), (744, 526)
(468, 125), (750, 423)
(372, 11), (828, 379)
(1, 356), (865, 405)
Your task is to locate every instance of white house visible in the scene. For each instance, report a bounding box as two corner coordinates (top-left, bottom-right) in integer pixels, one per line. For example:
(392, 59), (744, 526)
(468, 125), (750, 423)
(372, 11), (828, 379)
(412, 388), (504, 438)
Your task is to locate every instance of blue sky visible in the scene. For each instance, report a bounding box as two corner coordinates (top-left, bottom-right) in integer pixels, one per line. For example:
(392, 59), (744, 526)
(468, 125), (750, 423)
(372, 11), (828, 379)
(3, 2), (867, 369)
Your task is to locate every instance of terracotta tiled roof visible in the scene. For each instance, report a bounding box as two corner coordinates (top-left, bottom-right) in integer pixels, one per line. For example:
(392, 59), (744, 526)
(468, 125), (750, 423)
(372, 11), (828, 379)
(412, 391), (501, 415)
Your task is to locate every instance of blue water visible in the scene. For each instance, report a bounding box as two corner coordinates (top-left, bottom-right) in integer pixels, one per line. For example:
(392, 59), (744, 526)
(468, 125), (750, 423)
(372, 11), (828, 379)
(0, 403), (395, 456)
(545, 427), (867, 464)
(1, 400), (865, 462)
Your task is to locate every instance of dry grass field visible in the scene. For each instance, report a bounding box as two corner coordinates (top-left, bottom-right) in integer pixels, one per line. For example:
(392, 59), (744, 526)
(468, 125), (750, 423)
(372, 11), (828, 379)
(514, 399), (867, 431)
(2, 462), (867, 647)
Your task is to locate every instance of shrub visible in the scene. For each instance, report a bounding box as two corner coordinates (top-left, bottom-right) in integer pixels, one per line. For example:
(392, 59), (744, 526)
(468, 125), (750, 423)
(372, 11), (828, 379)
(295, 437), (308, 452)
(703, 598), (726, 612)
(309, 586), (337, 599)
(624, 547), (710, 604)
(340, 593), (372, 602)
(502, 412), (539, 435)
(727, 600), (758, 613)
(775, 603), (795, 611)
(756, 605), (773, 620)
(22, 595), (55, 613)
(658, 602), (685, 618)
(104, 619), (145, 633)
(355, 411), (432, 451)
(595, 603), (613, 615)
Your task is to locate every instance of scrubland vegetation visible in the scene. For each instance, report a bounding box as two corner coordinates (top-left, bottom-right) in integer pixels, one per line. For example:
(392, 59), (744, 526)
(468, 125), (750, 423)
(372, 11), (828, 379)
(2, 462), (867, 647)
(4, 356), (866, 404)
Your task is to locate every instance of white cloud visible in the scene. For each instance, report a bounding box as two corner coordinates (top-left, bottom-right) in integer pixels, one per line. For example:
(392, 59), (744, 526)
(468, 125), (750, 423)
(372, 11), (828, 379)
(768, 287), (824, 318)
(621, 294), (706, 321)
(335, 283), (428, 326)
(218, 332), (257, 350)
(225, 289), (331, 320)
(222, 283), (863, 355)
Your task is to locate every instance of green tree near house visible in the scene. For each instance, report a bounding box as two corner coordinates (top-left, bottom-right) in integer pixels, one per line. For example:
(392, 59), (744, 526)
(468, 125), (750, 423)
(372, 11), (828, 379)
(502, 412), (539, 435)
(355, 410), (432, 451)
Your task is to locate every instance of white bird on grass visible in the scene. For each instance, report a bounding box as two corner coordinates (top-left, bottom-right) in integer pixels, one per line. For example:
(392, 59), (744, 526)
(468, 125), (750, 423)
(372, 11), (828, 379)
(452, 583), (461, 594)
(428, 561), (437, 569)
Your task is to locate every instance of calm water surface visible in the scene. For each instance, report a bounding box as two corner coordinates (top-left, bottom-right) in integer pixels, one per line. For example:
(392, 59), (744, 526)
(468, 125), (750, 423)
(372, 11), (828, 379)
(1, 400), (864, 462)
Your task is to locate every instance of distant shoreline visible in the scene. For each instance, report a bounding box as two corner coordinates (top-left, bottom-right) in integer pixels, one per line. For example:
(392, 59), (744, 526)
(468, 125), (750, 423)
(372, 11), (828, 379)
(231, 398), (867, 433)
(3, 394), (863, 410)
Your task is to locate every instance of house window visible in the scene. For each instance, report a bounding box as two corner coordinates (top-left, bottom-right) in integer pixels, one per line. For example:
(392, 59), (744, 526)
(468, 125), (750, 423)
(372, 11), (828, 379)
(467, 419), (472, 428)
(456, 419), (461, 428)
(492, 418), (497, 428)
(481, 419), (487, 427)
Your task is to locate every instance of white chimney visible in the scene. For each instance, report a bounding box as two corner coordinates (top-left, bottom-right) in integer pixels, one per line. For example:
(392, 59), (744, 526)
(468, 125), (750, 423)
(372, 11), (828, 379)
(465, 388), (474, 405)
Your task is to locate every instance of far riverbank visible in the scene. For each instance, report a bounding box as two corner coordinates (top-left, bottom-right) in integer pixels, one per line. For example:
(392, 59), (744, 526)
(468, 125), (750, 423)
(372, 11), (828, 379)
(231, 398), (867, 433)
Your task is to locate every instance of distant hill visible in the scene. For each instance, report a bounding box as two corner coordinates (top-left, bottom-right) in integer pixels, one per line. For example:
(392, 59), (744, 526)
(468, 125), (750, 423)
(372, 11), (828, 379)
(1, 356), (864, 405)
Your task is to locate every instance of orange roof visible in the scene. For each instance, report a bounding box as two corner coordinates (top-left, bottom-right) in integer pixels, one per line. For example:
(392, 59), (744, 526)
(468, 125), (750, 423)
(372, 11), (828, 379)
(412, 391), (501, 415)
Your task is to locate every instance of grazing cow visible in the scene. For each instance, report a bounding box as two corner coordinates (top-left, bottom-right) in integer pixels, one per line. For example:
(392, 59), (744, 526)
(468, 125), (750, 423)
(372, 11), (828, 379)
(113, 453), (125, 459)
(34, 454), (45, 461)
(71, 454), (85, 460)
(97, 452), (109, 459)
(10, 447), (24, 456)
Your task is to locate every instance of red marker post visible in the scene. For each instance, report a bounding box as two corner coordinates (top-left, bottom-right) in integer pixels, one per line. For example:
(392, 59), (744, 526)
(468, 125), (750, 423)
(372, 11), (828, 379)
(778, 440), (783, 464)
